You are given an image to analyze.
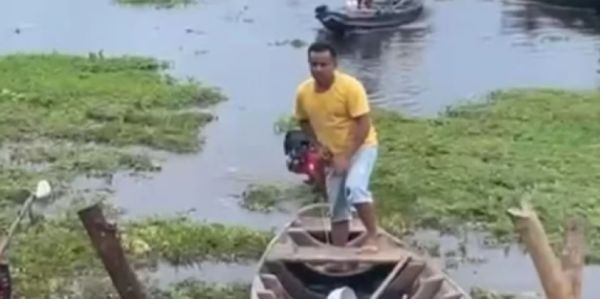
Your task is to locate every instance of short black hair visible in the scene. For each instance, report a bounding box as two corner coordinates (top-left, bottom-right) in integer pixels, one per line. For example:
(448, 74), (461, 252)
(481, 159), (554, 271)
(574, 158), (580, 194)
(307, 41), (337, 59)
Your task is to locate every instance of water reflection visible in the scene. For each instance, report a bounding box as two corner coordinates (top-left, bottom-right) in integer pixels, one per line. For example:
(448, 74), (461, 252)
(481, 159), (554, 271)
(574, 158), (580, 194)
(316, 29), (395, 105)
(2, 0), (599, 221)
(410, 229), (600, 298)
(315, 21), (430, 112)
(2, 0), (600, 295)
(0, 0), (599, 222)
(310, 0), (600, 116)
(502, 1), (600, 36)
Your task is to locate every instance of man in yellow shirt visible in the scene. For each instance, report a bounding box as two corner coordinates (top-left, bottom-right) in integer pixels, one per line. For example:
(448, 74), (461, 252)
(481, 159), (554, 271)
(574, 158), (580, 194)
(294, 42), (380, 256)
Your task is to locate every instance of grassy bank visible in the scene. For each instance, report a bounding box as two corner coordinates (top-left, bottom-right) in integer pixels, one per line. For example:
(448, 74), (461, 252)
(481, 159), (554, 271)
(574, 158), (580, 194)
(28, 276), (249, 299)
(0, 52), (254, 297)
(0, 52), (224, 203)
(272, 88), (600, 262)
(0, 53), (222, 152)
(372, 89), (600, 261)
(151, 280), (248, 299)
(10, 207), (271, 298)
(240, 183), (317, 213)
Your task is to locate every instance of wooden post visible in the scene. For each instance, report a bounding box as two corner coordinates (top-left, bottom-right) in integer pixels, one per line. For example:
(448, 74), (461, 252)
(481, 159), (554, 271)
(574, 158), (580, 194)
(561, 218), (584, 299)
(78, 204), (148, 299)
(507, 200), (573, 299)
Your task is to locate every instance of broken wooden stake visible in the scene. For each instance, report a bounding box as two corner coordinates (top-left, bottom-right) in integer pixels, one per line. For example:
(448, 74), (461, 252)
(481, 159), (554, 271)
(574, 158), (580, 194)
(507, 200), (584, 299)
(78, 203), (148, 299)
(561, 217), (584, 299)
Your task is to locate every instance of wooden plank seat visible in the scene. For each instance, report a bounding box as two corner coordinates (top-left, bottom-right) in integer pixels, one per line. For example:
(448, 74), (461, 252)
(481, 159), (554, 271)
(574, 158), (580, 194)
(257, 290), (277, 299)
(287, 227), (370, 248)
(260, 274), (292, 299)
(441, 293), (463, 299)
(379, 259), (426, 299)
(266, 243), (409, 264)
(287, 228), (323, 247)
(411, 275), (444, 299)
(293, 217), (366, 233)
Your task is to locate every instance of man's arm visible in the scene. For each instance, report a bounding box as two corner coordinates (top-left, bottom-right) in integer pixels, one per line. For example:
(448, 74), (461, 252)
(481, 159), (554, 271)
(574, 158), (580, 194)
(294, 90), (320, 146)
(344, 79), (371, 159)
(299, 120), (318, 144)
(346, 113), (371, 158)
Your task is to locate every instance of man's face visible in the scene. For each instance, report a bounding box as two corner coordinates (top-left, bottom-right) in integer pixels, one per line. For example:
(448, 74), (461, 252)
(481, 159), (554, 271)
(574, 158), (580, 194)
(309, 50), (336, 85)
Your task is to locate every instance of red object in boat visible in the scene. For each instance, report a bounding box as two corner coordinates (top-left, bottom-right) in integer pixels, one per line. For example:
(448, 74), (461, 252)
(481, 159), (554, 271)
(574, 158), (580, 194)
(283, 130), (326, 192)
(302, 148), (323, 180)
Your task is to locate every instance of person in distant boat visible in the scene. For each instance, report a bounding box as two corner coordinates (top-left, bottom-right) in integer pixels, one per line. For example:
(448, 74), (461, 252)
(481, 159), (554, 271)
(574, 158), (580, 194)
(359, 0), (373, 9)
(294, 42), (380, 256)
(346, 0), (372, 9)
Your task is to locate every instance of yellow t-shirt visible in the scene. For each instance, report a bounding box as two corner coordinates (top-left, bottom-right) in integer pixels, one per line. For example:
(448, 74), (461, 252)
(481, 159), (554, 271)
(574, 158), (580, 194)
(294, 71), (378, 156)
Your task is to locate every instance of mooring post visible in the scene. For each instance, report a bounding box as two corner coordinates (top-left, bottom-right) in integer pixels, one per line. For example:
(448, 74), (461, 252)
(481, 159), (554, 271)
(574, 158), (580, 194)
(78, 203), (148, 299)
(507, 200), (573, 299)
(561, 217), (584, 299)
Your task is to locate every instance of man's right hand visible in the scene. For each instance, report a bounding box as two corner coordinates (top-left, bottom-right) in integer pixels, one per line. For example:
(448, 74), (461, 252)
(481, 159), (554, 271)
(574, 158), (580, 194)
(316, 144), (332, 161)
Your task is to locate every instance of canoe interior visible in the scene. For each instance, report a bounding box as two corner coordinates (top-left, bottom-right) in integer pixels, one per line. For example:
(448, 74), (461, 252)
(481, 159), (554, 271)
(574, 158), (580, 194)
(284, 262), (393, 293)
(252, 204), (471, 299)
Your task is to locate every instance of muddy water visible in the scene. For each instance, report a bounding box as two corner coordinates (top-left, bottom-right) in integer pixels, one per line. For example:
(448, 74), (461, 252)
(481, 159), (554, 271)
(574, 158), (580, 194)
(2, 0), (600, 296)
(414, 229), (600, 298)
(3, 0), (599, 225)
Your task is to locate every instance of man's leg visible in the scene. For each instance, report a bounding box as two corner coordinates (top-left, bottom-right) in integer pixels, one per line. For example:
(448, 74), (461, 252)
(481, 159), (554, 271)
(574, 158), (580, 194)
(345, 145), (379, 252)
(331, 220), (349, 246)
(325, 169), (352, 247)
(324, 168), (355, 272)
(354, 202), (378, 251)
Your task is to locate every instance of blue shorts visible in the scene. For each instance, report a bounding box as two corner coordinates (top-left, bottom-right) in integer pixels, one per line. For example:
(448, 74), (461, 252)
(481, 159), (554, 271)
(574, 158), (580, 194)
(326, 145), (378, 223)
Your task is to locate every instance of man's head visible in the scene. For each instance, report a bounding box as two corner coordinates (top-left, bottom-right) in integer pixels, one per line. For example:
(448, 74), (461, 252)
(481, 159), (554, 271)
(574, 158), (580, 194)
(307, 42), (337, 86)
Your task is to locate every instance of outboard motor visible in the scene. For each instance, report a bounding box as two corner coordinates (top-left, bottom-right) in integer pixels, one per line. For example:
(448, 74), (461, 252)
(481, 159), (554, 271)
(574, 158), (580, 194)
(283, 130), (326, 193)
(284, 130), (311, 173)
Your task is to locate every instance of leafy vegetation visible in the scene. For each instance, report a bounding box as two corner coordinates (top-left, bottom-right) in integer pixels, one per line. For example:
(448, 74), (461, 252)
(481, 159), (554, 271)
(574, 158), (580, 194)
(9, 210), (271, 298)
(0, 53), (223, 153)
(273, 114), (300, 134)
(151, 279), (248, 299)
(0, 52), (224, 203)
(0, 52), (237, 297)
(240, 183), (317, 213)
(275, 88), (600, 262)
(5, 50), (597, 297)
(372, 89), (600, 262)
(124, 216), (273, 265)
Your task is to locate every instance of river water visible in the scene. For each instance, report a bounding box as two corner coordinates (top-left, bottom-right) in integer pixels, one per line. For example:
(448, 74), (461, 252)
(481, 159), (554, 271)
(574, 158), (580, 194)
(3, 0), (599, 225)
(2, 0), (600, 297)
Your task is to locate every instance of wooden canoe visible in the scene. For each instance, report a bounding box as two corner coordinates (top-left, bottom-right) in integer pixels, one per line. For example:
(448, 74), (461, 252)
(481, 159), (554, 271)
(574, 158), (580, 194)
(250, 203), (472, 299)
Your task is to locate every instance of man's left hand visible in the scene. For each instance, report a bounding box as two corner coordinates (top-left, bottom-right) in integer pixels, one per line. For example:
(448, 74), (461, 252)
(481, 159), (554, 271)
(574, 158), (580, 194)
(332, 154), (350, 174)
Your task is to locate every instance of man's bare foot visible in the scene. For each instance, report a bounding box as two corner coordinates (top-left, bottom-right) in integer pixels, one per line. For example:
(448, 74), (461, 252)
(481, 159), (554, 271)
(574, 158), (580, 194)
(358, 236), (379, 254)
